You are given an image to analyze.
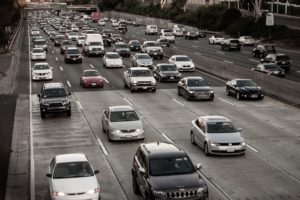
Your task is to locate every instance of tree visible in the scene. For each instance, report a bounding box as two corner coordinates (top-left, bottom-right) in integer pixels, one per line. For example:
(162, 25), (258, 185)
(251, 0), (263, 20)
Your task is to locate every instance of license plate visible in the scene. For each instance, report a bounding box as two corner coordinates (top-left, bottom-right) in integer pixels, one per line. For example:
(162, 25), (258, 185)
(142, 87), (147, 89)
(170, 76), (174, 79)
(227, 147), (235, 152)
(251, 94), (258, 98)
(92, 83), (96, 86)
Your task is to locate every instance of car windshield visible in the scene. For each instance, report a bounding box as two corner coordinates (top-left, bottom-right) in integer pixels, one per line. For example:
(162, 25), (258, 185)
(110, 110), (139, 122)
(32, 49), (44, 53)
(53, 161), (93, 179)
(176, 56), (190, 61)
(78, 36), (85, 39)
(131, 70), (152, 77)
(83, 70), (99, 76)
(42, 88), (66, 98)
(160, 65), (176, 71)
(90, 42), (102, 46)
(62, 41), (72, 45)
(164, 33), (173, 36)
(117, 44), (128, 48)
(34, 40), (46, 45)
(277, 55), (290, 61)
(149, 156), (195, 176)
(147, 42), (159, 47)
(107, 53), (120, 59)
(67, 49), (80, 54)
(264, 64), (280, 70)
(55, 35), (64, 39)
(34, 64), (49, 70)
(214, 35), (223, 38)
(187, 79), (208, 87)
(131, 41), (140, 45)
(236, 80), (257, 87)
(150, 26), (157, 29)
(137, 55), (151, 59)
(69, 32), (77, 35)
(207, 122), (238, 133)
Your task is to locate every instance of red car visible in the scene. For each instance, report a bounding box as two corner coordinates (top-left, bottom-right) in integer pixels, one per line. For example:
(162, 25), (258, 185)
(80, 69), (104, 88)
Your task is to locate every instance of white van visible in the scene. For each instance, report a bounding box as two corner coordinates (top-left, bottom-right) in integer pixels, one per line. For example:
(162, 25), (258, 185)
(83, 34), (104, 56)
(145, 25), (158, 35)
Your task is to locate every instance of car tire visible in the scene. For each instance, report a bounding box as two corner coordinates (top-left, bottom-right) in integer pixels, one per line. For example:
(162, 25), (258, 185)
(226, 89), (230, 96)
(236, 92), (241, 100)
(185, 91), (190, 101)
(204, 143), (210, 156)
(158, 76), (162, 82)
(132, 175), (140, 194)
(177, 89), (181, 96)
(191, 132), (196, 145)
(41, 111), (46, 119)
(102, 121), (106, 133)
(67, 110), (71, 117)
(152, 88), (156, 92)
(124, 80), (128, 88)
(130, 84), (135, 93)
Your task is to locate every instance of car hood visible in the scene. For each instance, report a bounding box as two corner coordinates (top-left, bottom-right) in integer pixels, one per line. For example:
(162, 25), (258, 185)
(33, 69), (51, 73)
(137, 59), (153, 64)
(146, 46), (162, 51)
(52, 176), (98, 193)
(175, 61), (193, 65)
(208, 132), (243, 143)
(161, 71), (180, 76)
(106, 58), (122, 65)
(238, 86), (263, 93)
(187, 86), (212, 92)
(116, 48), (130, 52)
(149, 173), (206, 191)
(110, 120), (143, 130)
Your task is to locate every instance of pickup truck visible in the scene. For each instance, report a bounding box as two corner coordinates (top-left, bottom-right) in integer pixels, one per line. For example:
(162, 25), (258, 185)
(141, 41), (163, 59)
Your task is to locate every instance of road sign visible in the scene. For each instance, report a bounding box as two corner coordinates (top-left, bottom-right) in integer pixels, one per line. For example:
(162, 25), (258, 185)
(266, 13), (274, 26)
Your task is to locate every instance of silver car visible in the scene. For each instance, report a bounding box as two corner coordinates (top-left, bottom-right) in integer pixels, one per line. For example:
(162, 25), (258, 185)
(131, 53), (153, 68)
(102, 106), (144, 141)
(190, 116), (246, 155)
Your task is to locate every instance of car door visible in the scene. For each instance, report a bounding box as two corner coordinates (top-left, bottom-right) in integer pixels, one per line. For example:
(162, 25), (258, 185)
(196, 119), (207, 149)
(134, 149), (147, 196)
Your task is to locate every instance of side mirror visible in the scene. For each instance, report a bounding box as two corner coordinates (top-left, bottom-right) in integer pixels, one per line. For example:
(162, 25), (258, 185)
(237, 128), (242, 132)
(232, 84), (236, 88)
(195, 163), (202, 170)
(138, 167), (146, 174)
(94, 170), (100, 174)
(37, 94), (40, 97)
(46, 173), (52, 178)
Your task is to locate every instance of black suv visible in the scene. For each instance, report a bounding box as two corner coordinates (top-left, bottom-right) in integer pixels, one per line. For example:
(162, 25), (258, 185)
(38, 83), (71, 118)
(221, 39), (241, 51)
(132, 142), (208, 200)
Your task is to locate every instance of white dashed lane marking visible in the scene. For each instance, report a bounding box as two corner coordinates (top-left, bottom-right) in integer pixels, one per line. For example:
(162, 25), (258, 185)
(67, 80), (71, 87)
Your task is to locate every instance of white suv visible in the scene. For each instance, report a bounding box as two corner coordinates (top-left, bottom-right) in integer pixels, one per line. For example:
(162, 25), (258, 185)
(123, 67), (156, 92)
(145, 25), (158, 35)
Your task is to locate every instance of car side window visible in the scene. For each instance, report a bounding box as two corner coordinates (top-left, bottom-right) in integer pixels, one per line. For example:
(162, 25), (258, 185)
(196, 119), (206, 132)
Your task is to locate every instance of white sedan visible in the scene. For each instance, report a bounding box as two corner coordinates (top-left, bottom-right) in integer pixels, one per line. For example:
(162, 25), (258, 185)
(208, 35), (225, 44)
(98, 20), (105, 26)
(103, 52), (123, 68)
(76, 35), (86, 46)
(46, 153), (100, 200)
(169, 55), (195, 72)
(31, 48), (46, 61)
(32, 62), (53, 81)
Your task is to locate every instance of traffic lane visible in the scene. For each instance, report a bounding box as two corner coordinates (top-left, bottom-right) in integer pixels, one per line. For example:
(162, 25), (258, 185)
(31, 94), (128, 200)
(74, 90), (228, 200)
(118, 88), (300, 199)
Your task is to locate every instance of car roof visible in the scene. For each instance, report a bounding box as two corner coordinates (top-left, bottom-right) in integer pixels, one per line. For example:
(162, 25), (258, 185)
(115, 42), (126, 45)
(34, 62), (49, 66)
(55, 153), (88, 163)
(135, 53), (149, 56)
(184, 76), (204, 80)
(109, 105), (134, 112)
(141, 142), (186, 159)
(157, 63), (175, 66)
(106, 52), (119, 55)
(200, 116), (230, 123)
(83, 69), (99, 73)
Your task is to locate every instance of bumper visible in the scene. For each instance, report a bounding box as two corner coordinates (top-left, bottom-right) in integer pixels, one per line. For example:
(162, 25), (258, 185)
(159, 76), (181, 81)
(88, 51), (105, 56)
(40, 105), (71, 114)
(210, 145), (246, 155)
(240, 93), (264, 99)
(83, 81), (104, 88)
(189, 93), (214, 100)
(278, 65), (290, 71)
(118, 52), (130, 57)
(31, 56), (46, 60)
(51, 193), (100, 200)
(132, 84), (156, 90)
(110, 130), (145, 141)
(32, 75), (52, 80)
(138, 64), (153, 69)
(148, 52), (163, 58)
(177, 67), (195, 72)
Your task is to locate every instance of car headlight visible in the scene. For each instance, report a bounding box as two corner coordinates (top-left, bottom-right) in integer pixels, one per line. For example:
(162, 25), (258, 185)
(132, 80), (138, 84)
(42, 101), (50, 106)
(112, 129), (121, 134)
(210, 141), (219, 146)
(197, 186), (208, 196)
(62, 100), (69, 105)
(53, 191), (66, 197)
(136, 128), (143, 132)
(188, 90), (195, 94)
(191, 63), (195, 68)
(159, 73), (166, 77)
(86, 187), (100, 195)
(177, 73), (182, 77)
(209, 90), (214, 94)
(177, 64), (182, 68)
(152, 190), (166, 196)
(151, 80), (156, 85)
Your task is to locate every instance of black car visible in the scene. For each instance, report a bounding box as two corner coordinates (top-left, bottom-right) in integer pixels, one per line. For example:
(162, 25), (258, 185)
(252, 63), (285, 78)
(114, 42), (130, 57)
(111, 33), (123, 43)
(226, 79), (264, 100)
(197, 31), (206, 38)
(102, 35), (112, 47)
(252, 44), (276, 58)
(60, 40), (74, 54)
(157, 38), (170, 47)
(102, 29), (112, 38)
(128, 40), (141, 51)
(221, 39), (241, 51)
(38, 82), (71, 118)
(64, 47), (82, 63)
(132, 142), (208, 200)
(153, 63), (181, 82)
(178, 77), (214, 101)
(261, 53), (291, 72)
(185, 31), (198, 40)
(116, 26), (126, 34)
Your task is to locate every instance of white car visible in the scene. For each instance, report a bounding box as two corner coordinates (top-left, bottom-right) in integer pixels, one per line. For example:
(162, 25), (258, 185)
(169, 55), (195, 72)
(238, 36), (258, 46)
(145, 25), (158, 35)
(98, 19), (105, 26)
(71, 25), (79, 32)
(32, 62), (53, 81)
(31, 48), (46, 61)
(112, 20), (119, 27)
(102, 105), (145, 141)
(66, 32), (78, 41)
(208, 35), (225, 44)
(173, 28), (184, 37)
(46, 153), (100, 200)
(103, 52), (123, 68)
(31, 28), (40, 36)
(76, 35), (85, 46)
(160, 32), (175, 43)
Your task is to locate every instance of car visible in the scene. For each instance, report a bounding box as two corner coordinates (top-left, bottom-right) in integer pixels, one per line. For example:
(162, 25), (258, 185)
(197, 31), (206, 38)
(252, 44), (276, 58)
(169, 55), (195, 72)
(130, 52), (152, 68)
(226, 79), (264, 100)
(173, 28), (184, 37)
(157, 38), (170, 47)
(102, 35), (112, 47)
(31, 28), (40, 36)
(113, 42), (130, 58)
(177, 77), (214, 101)
(153, 63), (181, 82)
(33, 39), (48, 51)
(32, 35), (44, 42)
(145, 25), (158, 35)
(111, 20), (119, 27)
(98, 19), (105, 26)
(60, 40), (74, 54)
(261, 53), (291, 72)
(252, 63), (285, 78)
(31, 62), (53, 81)
(132, 21), (140, 26)
(123, 67), (156, 92)
(38, 82), (71, 118)
(132, 142), (208, 200)
(159, 32), (175, 43)
(238, 36), (258, 46)
(64, 47), (82, 63)
(80, 69), (104, 88)
(140, 41), (163, 59)
(103, 52), (123, 68)
(185, 31), (198, 40)
(101, 105), (145, 141)
(46, 153), (100, 200)
(116, 26), (126, 34)
(66, 32), (78, 41)
(31, 48), (46, 61)
(53, 34), (65, 46)
(71, 25), (79, 32)
(191, 116), (246, 155)
(111, 33), (123, 43)
(128, 40), (141, 51)
(101, 29), (112, 37)
(76, 35), (86, 46)
(82, 24), (89, 30)
(220, 39), (241, 51)
(208, 34), (225, 44)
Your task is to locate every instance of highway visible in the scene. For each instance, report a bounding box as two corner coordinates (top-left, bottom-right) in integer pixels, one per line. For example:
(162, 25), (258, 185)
(22, 13), (300, 200)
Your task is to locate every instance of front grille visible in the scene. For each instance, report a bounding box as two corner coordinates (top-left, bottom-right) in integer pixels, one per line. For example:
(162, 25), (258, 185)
(37, 73), (46, 75)
(137, 81), (151, 86)
(67, 192), (85, 196)
(166, 189), (198, 199)
(219, 143), (241, 146)
(121, 129), (135, 133)
(49, 103), (63, 107)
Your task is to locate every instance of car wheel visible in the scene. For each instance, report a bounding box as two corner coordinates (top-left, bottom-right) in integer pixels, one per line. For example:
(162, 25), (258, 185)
(204, 143), (210, 156)
(102, 121), (106, 133)
(132, 174), (140, 194)
(177, 88), (181, 96)
(226, 89), (230, 96)
(67, 110), (71, 117)
(130, 84), (135, 93)
(185, 91), (190, 101)
(191, 132), (196, 145)
(236, 92), (241, 100)
(41, 111), (46, 119)
(158, 76), (162, 82)
(152, 88), (156, 92)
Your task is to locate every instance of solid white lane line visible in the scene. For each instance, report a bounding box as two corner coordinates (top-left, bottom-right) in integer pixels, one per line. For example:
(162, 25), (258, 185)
(97, 137), (108, 155)
(67, 80), (71, 87)
(76, 100), (83, 110)
(246, 144), (258, 152)
(103, 77), (109, 83)
(218, 98), (235, 106)
(162, 133), (174, 143)
(192, 45), (199, 48)
(52, 50), (54, 54)
(59, 66), (63, 71)
(216, 51), (225, 54)
(28, 23), (35, 200)
(173, 98), (185, 107)
(194, 52), (202, 56)
(90, 64), (94, 68)
(249, 59), (260, 63)
(123, 98), (133, 106)
(55, 57), (58, 61)
(224, 60), (233, 64)
(242, 51), (250, 54)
